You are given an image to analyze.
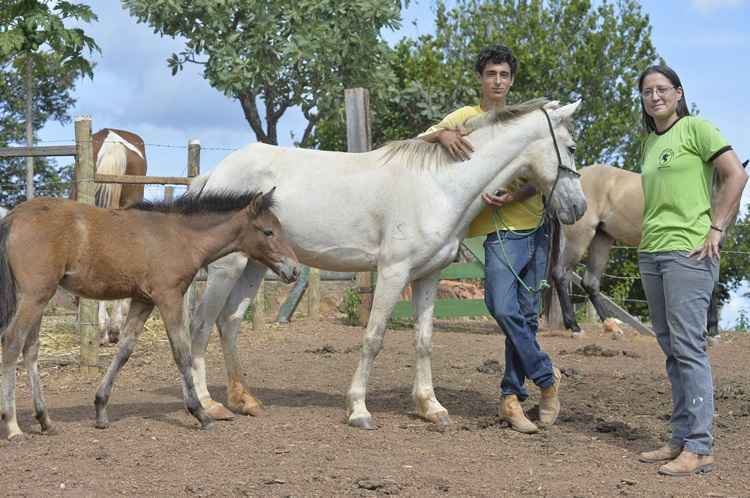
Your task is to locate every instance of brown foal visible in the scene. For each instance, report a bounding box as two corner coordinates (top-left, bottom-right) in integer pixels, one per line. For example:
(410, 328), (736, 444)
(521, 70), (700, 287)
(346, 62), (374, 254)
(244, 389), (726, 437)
(0, 190), (299, 439)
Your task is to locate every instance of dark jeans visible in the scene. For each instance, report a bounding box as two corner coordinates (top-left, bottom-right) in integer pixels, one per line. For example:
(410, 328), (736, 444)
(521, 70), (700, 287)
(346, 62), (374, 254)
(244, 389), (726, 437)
(484, 224), (554, 400)
(639, 251), (718, 455)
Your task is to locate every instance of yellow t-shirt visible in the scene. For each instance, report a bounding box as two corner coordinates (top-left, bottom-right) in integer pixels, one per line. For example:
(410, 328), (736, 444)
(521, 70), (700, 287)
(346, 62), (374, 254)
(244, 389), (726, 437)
(419, 105), (543, 236)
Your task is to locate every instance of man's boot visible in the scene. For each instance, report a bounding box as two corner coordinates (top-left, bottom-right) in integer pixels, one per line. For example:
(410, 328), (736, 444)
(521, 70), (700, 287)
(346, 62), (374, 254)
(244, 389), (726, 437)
(499, 394), (539, 434)
(539, 367), (561, 427)
(638, 444), (682, 463)
(658, 450), (715, 476)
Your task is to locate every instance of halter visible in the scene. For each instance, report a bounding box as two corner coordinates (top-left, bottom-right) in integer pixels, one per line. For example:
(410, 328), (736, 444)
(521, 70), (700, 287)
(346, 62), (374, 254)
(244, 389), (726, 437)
(540, 107), (580, 213)
(488, 107), (581, 298)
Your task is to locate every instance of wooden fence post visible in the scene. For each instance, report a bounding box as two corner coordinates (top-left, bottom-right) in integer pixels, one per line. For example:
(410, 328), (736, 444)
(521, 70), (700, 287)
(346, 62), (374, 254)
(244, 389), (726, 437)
(253, 281), (265, 331)
(164, 186), (174, 202)
(184, 139), (200, 334)
(345, 88), (374, 326)
(74, 116), (99, 375)
(307, 268), (321, 320)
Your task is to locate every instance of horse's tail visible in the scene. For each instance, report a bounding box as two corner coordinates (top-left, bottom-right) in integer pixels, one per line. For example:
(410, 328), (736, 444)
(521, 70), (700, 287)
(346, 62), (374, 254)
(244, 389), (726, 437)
(94, 136), (129, 208)
(543, 216), (563, 322)
(187, 173), (211, 197)
(0, 217), (17, 333)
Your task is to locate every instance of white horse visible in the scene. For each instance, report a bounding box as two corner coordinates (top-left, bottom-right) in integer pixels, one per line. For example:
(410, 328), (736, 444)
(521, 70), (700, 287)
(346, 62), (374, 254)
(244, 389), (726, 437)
(188, 98), (587, 429)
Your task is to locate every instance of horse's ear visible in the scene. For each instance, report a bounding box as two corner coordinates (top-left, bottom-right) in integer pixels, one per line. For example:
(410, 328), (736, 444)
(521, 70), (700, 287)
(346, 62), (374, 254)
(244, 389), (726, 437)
(249, 191), (265, 215)
(556, 100), (582, 119)
(262, 187), (277, 212)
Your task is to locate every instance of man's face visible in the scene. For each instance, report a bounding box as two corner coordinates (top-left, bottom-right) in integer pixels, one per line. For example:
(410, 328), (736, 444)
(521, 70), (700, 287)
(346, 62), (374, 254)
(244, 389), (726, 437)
(478, 62), (514, 104)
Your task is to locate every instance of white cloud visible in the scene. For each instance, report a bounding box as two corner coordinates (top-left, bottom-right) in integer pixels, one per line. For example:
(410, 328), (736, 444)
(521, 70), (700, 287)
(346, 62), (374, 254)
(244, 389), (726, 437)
(691, 0), (747, 13)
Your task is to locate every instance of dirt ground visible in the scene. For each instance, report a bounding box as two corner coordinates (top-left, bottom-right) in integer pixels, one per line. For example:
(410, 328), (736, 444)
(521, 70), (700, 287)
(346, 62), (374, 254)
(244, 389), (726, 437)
(1, 300), (750, 497)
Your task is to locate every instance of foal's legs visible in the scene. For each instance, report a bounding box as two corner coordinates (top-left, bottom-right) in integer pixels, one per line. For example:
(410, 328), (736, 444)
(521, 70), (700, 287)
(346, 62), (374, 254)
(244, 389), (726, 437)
(94, 299), (154, 428)
(411, 270), (450, 425)
(157, 292), (214, 430)
(347, 264), (410, 429)
(216, 260), (267, 416)
(2, 294), (50, 439)
(190, 253), (248, 419)
(23, 317), (54, 434)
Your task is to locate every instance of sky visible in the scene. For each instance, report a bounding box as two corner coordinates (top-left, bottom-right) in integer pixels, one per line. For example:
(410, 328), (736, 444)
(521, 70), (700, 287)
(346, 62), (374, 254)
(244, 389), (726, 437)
(34, 0), (750, 327)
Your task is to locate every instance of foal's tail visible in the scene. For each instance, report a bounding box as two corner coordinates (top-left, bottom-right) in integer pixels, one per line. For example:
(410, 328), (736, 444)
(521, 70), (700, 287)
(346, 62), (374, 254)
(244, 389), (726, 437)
(0, 217), (17, 333)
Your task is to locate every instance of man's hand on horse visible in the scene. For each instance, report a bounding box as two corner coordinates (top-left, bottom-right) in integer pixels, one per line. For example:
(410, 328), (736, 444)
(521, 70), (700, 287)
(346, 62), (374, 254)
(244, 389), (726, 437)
(438, 127), (474, 161)
(481, 189), (514, 208)
(689, 228), (722, 260)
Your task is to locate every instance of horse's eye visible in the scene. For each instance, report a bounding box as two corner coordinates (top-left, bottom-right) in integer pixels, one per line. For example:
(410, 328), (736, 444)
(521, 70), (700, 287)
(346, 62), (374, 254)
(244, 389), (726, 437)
(567, 145), (576, 154)
(262, 229), (274, 237)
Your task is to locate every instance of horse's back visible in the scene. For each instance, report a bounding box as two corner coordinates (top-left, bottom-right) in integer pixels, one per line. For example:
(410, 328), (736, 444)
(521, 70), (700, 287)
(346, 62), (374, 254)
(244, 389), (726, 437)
(580, 164), (642, 245)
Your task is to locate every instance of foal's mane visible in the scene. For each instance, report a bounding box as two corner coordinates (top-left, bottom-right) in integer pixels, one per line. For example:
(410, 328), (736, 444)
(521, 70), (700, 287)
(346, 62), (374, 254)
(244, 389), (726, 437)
(379, 98), (550, 169)
(128, 190), (274, 215)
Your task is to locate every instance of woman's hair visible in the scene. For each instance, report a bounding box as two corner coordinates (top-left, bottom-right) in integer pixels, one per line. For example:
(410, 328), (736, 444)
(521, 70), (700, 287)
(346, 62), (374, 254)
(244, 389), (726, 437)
(638, 64), (690, 133)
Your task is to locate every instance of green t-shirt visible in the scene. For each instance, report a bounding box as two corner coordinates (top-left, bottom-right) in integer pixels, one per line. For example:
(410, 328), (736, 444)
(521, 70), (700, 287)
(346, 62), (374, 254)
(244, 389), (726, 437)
(639, 116), (732, 252)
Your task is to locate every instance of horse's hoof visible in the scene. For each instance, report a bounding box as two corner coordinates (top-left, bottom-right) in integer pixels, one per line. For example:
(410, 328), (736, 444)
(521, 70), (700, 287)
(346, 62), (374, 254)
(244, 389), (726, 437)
(348, 416), (377, 430)
(242, 404), (265, 417)
(94, 420), (110, 430)
(206, 403), (235, 421)
(571, 330), (585, 339)
(41, 426), (59, 436)
(7, 431), (27, 441)
(427, 412), (451, 427)
(200, 420), (216, 431)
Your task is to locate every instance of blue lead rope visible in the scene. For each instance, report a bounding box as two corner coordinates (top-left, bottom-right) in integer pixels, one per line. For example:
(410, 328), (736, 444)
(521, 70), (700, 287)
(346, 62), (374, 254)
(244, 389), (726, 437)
(489, 208), (550, 297)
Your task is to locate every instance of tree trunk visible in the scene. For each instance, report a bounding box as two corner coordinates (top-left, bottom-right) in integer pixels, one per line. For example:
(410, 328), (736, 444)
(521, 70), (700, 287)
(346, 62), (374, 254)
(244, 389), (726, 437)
(25, 56), (34, 199)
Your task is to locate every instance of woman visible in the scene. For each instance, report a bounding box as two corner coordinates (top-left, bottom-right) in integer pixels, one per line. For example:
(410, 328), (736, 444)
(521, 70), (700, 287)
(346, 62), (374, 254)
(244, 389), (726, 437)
(636, 65), (747, 476)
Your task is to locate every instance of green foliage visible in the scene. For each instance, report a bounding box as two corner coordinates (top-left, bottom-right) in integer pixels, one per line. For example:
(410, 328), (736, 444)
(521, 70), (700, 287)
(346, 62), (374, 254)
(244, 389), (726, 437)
(340, 287), (361, 326)
(123, 0), (404, 145)
(316, 0), (656, 168)
(733, 309), (750, 333)
(0, 0), (99, 207)
(0, 0), (100, 78)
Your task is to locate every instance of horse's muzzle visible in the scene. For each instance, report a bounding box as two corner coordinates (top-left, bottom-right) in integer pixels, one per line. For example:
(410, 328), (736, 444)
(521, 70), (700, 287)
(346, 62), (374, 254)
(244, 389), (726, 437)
(276, 260), (301, 284)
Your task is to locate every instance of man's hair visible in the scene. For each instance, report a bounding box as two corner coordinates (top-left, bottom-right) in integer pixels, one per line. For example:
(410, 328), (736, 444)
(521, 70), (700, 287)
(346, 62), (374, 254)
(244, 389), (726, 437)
(475, 45), (518, 77)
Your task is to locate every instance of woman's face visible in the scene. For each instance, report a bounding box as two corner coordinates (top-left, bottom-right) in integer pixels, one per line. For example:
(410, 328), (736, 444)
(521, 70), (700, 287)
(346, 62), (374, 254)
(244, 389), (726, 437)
(640, 72), (683, 123)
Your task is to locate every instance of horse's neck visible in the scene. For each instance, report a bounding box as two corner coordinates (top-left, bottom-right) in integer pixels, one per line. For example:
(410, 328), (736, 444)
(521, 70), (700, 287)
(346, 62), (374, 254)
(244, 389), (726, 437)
(176, 212), (245, 267)
(433, 116), (542, 220)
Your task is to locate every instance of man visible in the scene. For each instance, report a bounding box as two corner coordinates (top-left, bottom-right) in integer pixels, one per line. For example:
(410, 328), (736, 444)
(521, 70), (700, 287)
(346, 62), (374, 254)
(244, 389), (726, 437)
(419, 45), (561, 434)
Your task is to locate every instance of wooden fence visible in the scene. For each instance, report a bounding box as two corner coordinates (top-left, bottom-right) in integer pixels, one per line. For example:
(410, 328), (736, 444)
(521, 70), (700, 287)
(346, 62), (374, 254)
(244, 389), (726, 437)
(0, 117), (202, 374)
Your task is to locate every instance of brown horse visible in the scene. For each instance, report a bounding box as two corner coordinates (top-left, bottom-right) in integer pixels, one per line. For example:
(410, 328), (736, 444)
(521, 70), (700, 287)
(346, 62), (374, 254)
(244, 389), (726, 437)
(71, 128), (149, 344)
(549, 164), (738, 335)
(0, 190), (299, 440)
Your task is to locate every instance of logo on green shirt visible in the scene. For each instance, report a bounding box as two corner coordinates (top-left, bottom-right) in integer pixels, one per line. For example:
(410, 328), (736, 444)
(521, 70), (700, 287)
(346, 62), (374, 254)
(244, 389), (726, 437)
(658, 148), (674, 168)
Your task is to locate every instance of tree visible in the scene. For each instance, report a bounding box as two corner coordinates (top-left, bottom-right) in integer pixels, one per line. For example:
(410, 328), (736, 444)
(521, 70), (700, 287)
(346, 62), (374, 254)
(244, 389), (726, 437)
(122, 0), (404, 146)
(317, 0), (656, 167)
(0, 0), (99, 203)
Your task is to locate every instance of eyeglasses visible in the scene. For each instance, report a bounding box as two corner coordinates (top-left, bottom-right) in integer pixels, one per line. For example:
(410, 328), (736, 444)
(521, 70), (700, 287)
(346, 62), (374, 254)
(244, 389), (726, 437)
(640, 86), (675, 99)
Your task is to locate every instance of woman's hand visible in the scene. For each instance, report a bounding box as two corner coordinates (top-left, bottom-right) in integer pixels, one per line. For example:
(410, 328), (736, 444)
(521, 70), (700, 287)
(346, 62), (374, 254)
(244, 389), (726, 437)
(689, 227), (722, 260)
(481, 190), (514, 208)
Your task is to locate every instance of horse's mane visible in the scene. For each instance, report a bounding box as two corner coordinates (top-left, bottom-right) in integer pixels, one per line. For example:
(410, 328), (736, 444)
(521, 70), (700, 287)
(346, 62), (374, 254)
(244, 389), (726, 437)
(128, 190), (274, 215)
(379, 98), (550, 169)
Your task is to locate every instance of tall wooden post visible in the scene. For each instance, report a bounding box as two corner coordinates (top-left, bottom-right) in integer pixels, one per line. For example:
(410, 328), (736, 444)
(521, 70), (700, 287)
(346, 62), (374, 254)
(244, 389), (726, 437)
(345, 88), (373, 326)
(163, 186), (174, 202)
(307, 268), (321, 320)
(253, 281), (265, 331)
(24, 57), (34, 200)
(184, 139), (200, 334)
(74, 116), (99, 375)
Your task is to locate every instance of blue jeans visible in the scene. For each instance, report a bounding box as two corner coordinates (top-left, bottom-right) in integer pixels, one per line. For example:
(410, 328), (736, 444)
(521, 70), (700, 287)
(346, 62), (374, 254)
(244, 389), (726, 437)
(639, 251), (718, 455)
(484, 225), (554, 401)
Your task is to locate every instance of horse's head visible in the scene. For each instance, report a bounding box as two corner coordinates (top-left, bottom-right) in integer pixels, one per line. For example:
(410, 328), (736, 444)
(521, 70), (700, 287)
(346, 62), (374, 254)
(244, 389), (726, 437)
(240, 188), (300, 283)
(520, 101), (587, 225)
